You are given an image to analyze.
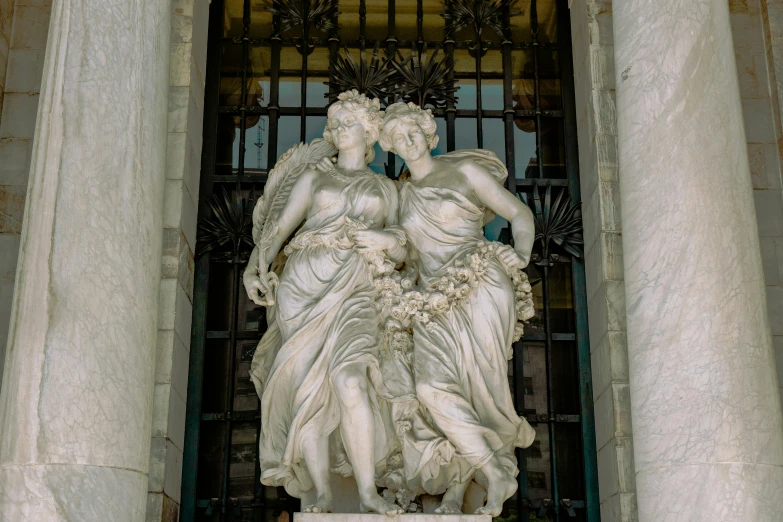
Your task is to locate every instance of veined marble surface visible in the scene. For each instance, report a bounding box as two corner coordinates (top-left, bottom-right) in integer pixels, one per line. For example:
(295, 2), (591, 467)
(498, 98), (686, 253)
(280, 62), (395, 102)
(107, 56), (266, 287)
(0, 0), (171, 520)
(613, 1), (783, 520)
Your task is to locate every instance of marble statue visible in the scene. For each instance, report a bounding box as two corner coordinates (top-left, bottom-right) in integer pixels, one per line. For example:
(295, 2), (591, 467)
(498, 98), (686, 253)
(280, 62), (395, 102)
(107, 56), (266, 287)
(243, 90), (406, 515)
(243, 92), (536, 518)
(373, 102), (537, 517)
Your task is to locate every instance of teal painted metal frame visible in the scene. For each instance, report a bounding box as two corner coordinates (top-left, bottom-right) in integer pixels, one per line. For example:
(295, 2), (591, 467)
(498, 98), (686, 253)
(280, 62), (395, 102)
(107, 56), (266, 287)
(557, 1), (601, 520)
(181, 1), (224, 519)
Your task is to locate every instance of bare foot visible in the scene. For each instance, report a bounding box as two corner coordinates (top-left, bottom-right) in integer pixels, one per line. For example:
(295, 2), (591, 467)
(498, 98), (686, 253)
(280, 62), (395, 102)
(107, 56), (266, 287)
(359, 492), (404, 516)
(474, 470), (516, 517)
(435, 480), (468, 514)
(435, 500), (462, 514)
(302, 492), (333, 514)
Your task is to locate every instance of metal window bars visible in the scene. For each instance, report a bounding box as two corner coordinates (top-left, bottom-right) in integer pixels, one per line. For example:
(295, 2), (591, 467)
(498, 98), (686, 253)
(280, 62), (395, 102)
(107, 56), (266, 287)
(181, 1), (599, 520)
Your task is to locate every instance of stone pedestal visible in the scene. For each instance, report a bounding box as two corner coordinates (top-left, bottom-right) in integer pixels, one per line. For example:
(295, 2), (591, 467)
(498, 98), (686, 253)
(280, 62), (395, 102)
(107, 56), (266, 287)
(613, 0), (783, 520)
(0, 1), (171, 520)
(295, 515), (490, 522)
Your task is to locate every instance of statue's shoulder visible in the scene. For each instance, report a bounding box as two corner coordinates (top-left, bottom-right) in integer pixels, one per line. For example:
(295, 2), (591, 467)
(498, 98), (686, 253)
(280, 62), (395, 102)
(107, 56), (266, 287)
(435, 149), (507, 184)
(434, 155), (474, 180)
(435, 152), (480, 172)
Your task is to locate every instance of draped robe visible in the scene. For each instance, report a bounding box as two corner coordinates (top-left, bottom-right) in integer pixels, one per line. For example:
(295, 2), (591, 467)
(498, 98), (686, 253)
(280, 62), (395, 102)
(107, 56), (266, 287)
(250, 173), (396, 498)
(398, 182), (536, 493)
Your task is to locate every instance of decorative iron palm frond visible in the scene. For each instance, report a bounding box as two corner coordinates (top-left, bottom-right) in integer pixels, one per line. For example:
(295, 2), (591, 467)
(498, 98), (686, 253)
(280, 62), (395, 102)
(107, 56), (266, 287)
(442, 0), (520, 40)
(391, 45), (458, 109)
(523, 184), (583, 261)
(197, 188), (255, 257)
(265, 0), (339, 37)
(326, 43), (398, 103)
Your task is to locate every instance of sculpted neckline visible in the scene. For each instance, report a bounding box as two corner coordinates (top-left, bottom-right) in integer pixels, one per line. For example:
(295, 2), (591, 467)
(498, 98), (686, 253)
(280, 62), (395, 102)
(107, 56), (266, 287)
(322, 162), (378, 184)
(402, 181), (484, 214)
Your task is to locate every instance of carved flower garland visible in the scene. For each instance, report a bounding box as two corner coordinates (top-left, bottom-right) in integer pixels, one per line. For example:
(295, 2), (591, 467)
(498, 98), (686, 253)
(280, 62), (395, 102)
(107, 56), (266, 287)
(375, 240), (535, 351)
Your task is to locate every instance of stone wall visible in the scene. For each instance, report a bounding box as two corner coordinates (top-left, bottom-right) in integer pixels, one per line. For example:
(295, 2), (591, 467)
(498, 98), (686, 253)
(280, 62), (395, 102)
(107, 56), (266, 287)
(0, 1), (207, 519)
(745, 0), (783, 412)
(569, 2), (637, 521)
(0, 0), (50, 393)
(568, 1), (783, 520)
(0, 0), (13, 115)
(145, 1), (209, 521)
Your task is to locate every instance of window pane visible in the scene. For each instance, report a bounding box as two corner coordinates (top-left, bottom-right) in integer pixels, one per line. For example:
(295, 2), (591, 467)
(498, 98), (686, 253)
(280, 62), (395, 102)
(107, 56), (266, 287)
(397, 0), (444, 42)
(455, 118), (478, 149)
(228, 421), (259, 499)
(514, 120), (537, 179)
(220, 43), (268, 108)
(555, 423), (587, 516)
(250, 0), (274, 38)
(535, 0), (559, 43)
(541, 118), (566, 179)
(523, 342), (553, 501)
(511, 0), (559, 44)
(552, 342), (580, 415)
(197, 420), (227, 498)
(215, 113), (241, 175)
(223, 0), (244, 38)
(482, 118), (505, 161)
(243, 116), (269, 171)
(339, 0), (390, 42)
(276, 116), (304, 158)
(512, 49), (562, 111)
(367, 142), (387, 175)
(484, 215), (508, 242)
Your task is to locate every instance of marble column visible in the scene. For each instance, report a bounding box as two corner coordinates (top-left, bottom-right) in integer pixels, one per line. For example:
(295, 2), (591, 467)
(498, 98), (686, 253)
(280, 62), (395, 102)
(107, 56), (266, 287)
(613, 1), (783, 520)
(0, 1), (171, 520)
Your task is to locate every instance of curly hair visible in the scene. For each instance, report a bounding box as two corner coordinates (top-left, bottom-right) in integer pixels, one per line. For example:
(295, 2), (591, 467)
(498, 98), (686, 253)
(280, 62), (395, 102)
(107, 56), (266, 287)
(323, 89), (384, 164)
(378, 102), (439, 154)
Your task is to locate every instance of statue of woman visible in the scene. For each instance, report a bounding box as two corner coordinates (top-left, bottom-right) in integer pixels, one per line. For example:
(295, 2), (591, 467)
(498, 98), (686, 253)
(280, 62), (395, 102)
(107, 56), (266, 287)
(376, 102), (537, 516)
(242, 90), (406, 515)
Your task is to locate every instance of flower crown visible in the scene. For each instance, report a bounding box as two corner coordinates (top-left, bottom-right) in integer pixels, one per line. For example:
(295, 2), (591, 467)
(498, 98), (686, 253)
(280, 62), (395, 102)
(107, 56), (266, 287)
(383, 101), (433, 121)
(336, 89), (383, 113)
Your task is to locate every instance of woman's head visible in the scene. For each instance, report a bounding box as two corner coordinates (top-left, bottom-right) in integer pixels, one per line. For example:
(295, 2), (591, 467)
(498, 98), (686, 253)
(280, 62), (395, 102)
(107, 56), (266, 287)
(323, 90), (384, 163)
(379, 102), (439, 162)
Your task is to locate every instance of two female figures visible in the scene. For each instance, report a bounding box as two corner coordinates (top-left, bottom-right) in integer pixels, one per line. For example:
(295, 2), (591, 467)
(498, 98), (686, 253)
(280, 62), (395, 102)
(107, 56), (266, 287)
(244, 90), (536, 516)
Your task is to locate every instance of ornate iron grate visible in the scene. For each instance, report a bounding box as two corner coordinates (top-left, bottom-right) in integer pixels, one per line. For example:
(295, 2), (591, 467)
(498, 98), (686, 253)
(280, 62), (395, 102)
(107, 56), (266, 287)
(181, 1), (598, 521)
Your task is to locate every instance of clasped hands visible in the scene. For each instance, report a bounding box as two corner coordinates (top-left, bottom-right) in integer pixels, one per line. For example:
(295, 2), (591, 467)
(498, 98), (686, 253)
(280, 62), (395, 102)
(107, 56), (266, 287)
(350, 228), (399, 253)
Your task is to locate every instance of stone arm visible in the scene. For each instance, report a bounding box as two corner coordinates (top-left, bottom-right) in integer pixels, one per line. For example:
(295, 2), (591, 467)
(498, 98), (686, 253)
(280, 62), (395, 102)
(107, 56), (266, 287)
(463, 161), (535, 267)
(259, 169), (316, 266)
